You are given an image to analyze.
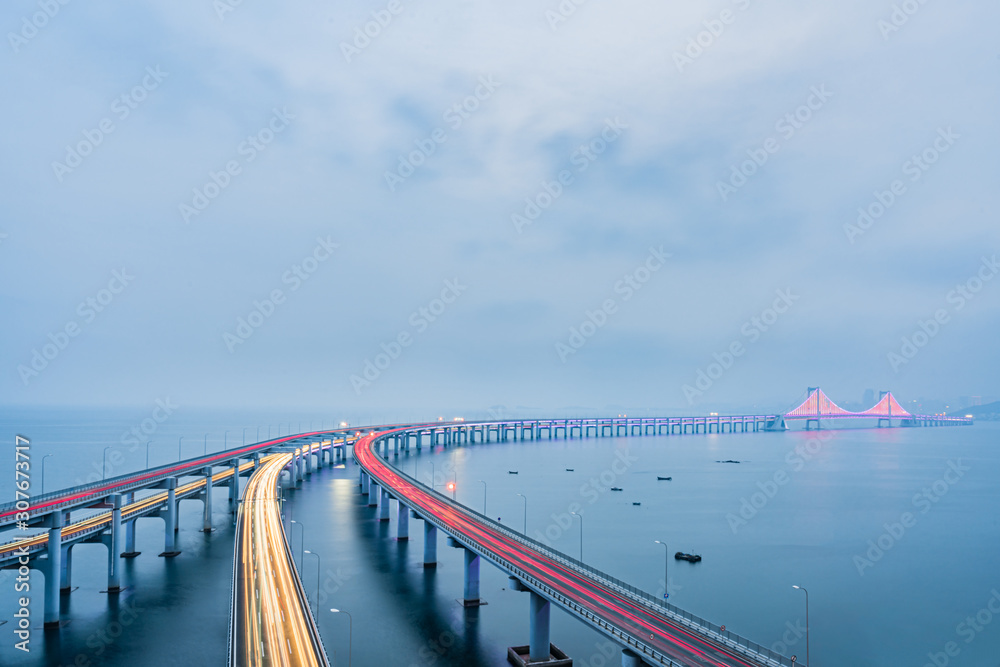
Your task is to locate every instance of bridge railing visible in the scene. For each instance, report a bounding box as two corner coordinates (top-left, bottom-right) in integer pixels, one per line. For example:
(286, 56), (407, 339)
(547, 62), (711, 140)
(372, 430), (793, 667)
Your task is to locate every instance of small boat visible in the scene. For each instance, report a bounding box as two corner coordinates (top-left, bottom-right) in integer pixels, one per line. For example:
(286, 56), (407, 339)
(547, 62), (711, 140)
(508, 470), (519, 474)
(632, 502), (641, 506)
(657, 476), (672, 481)
(610, 487), (623, 492)
(716, 460), (741, 464)
(675, 552), (702, 563)
(565, 468), (575, 472)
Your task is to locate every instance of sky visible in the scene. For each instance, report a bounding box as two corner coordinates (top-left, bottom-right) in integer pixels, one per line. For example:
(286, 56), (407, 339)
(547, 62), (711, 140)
(1, 0), (998, 416)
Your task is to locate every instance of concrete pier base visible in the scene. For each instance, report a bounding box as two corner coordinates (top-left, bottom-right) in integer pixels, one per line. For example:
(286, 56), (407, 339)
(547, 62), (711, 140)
(369, 482), (379, 507)
(106, 494), (123, 592)
(159, 478), (181, 557)
(621, 648), (642, 667)
(378, 486), (390, 521)
(44, 513), (63, 627)
(423, 522), (437, 568)
(60, 544), (73, 593)
(202, 471), (213, 532)
(397, 501), (409, 540)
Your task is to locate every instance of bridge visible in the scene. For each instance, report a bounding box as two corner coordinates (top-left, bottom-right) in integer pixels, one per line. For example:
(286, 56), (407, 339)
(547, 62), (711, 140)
(3, 392), (974, 666)
(778, 387), (974, 430)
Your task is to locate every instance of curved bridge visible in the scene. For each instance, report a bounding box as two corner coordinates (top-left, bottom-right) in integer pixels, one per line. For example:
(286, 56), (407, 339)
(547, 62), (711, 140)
(354, 422), (793, 667)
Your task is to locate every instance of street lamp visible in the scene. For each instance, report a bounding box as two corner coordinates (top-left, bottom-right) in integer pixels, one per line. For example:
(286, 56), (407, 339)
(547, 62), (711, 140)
(571, 511), (583, 560)
(290, 520), (304, 568)
(102, 446), (113, 480)
(304, 550), (321, 612)
(429, 462), (435, 489)
(224, 430), (230, 450)
(145, 441), (153, 469)
(793, 585), (810, 666)
(178, 436), (184, 461)
(40, 453), (53, 495)
(446, 481), (456, 500)
(517, 493), (527, 534)
(479, 480), (487, 514)
(203, 432), (209, 455)
(243, 427), (249, 447)
(329, 609), (353, 667)
(654, 540), (669, 599)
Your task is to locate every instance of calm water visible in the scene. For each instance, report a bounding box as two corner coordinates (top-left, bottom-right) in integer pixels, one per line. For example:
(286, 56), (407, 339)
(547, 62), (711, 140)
(1, 409), (998, 666)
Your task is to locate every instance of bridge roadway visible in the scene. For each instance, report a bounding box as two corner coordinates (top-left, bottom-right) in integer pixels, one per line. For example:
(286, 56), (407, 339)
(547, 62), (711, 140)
(231, 452), (329, 667)
(0, 431), (360, 530)
(356, 425), (792, 667)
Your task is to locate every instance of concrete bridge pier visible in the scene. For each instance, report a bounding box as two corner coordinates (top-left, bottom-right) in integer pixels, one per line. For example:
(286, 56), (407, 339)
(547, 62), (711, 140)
(229, 460), (243, 512)
(294, 449), (304, 485)
(360, 471), (370, 495)
(159, 478), (180, 557)
(44, 511), (63, 627)
(396, 501), (409, 540)
(201, 469), (214, 532)
(369, 482), (380, 507)
(60, 543), (73, 593)
(423, 522), (437, 568)
(621, 648), (642, 667)
(378, 486), (391, 521)
(304, 445), (313, 475)
(104, 494), (123, 593)
(529, 591), (551, 662)
(463, 549), (481, 606)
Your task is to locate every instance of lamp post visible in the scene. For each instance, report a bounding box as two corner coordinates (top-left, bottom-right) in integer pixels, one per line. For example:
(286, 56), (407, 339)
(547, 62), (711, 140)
(203, 432), (209, 455)
(224, 430), (229, 450)
(571, 511), (583, 560)
(329, 609), (353, 667)
(290, 520), (304, 568)
(145, 441), (153, 469)
(102, 446), (113, 480)
(479, 480), (487, 514)
(178, 436), (184, 461)
(517, 493), (527, 534)
(793, 585), (810, 666)
(429, 462), (435, 489)
(446, 482), (456, 500)
(243, 427), (249, 447)
(304, 550), (320, 612)
(654, 540), (669, 599)
(40, 454), (52, 495)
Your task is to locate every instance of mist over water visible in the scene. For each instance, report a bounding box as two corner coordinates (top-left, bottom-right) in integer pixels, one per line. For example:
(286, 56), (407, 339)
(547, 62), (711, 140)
(2, 409), (998, 666)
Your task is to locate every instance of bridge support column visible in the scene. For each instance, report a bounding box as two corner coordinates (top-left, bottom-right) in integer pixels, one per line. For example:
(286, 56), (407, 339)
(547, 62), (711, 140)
(202, 470), (213, 533)
(423, 522), (437, 567)
(529, 591), (551, 662)
(295, 449), (304, 485)
(621, 648), (641, 667)
(60, 544), (73, 593)
(397, 501), (409, 540)
(106, 494), (123, 593)
(361, 472), (370, 496)
(160, 478), (180, 557)
(44, 512), (63, 627)
(229, 460), (242, 512)
(378, 486), (390, 521)
(369, 482), (379, 507)
(463, 549), (481, 606)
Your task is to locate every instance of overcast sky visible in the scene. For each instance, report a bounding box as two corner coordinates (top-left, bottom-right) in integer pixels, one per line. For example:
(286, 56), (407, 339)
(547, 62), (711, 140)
(1, 0), (997, 415)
